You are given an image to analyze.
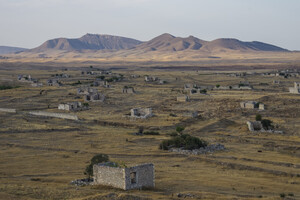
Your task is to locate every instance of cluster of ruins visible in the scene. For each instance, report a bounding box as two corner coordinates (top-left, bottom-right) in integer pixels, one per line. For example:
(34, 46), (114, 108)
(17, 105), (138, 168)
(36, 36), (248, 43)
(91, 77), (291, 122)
(58, 102), (88, 111)
(240, 101), (265, 110)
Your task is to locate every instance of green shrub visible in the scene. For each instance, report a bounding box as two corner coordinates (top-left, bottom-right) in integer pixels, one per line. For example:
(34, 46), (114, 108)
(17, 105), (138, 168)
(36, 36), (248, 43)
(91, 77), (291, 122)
(261, 119), (273, 130)
(159, 134), (207, 150)
(280, 193), (286, 198)
(0, 85), (19, 90)
(176, 126), (185, 133)
(216, 84), (220, 88)
(169, 132), (178, 137)
(84, 154), (109, 178)
(143, 131), (160, 135)
(200, 89), (207, 94)
(256, 114), (262, 121)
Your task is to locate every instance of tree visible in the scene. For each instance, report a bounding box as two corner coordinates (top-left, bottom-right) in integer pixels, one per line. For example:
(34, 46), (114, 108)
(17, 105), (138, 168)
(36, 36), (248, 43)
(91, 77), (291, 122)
(256, 114), (262, 121)
(84, 154), (109, 179)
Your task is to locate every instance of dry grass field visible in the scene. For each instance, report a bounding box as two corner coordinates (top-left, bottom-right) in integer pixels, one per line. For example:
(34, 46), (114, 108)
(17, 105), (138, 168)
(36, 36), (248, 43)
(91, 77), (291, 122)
(0, 63), (300, 200)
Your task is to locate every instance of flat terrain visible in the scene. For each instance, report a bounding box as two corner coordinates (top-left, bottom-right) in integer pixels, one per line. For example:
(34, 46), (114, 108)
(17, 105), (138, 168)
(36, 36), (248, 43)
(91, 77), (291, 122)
(0, 63), (300, 199)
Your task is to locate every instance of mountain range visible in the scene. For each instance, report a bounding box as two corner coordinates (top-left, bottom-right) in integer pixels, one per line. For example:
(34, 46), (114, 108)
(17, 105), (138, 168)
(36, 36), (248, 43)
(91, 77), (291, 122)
(2, 33), (297, 63)
(28, 33), (288, 53)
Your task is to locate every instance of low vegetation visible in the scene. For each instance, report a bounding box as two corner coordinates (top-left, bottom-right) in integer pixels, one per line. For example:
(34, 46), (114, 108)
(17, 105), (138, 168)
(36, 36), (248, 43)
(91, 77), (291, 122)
(0, 85), (19, 90)
(84, 154), (109, 178)
(159, 134), (208, 150)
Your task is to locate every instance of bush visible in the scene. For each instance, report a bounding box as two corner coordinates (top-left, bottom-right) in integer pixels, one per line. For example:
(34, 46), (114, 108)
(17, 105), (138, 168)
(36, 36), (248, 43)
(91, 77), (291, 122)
(0, 85), (19, 90)
(143, 131), (160, 135)
(159, 134), (207, 150)
(261, 119), (273, 130)
(83, 103), (89, 107)
(216, 84), (220, 88)
(176, 126), (185, 133)
(280, 193), (286, 198)
(200, 89), (207, 94)
(84, 154), (109, 178)
(169, 132), (178, 137)
(256, 114), (262, 121)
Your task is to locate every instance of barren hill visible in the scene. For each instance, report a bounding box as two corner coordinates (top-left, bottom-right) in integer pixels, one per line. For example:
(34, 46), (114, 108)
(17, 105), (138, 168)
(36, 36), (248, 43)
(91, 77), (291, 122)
(202, 38), (288, 52)
(0, 46), (27, 54)
(134, 33), (207, 52)
(31, 33), (143, 52)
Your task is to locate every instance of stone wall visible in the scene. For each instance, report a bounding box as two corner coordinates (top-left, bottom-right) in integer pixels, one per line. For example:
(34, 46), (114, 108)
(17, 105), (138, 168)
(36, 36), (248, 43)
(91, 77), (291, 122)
(28, 111), (78, 120)
(93, 164), (126, 189)
(0, 108), (16, 113)
(124, 164), (155, 190)
(93, 163), (155, 190)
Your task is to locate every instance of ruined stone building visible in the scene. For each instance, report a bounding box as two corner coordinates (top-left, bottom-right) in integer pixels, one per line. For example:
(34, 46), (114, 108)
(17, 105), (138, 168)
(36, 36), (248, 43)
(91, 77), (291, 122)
(247, 121), (264, 132)
(122, 87), (135, 94)
(289, 82), (300, 94)
(58, 102), (87, 111)
(177, 95), (190, 102)
(77, 87), (98, 95)
(130, 108), (153, 119)
(84, 92), (105, 102)
(94, 80), (110, 88)
(145, 76), (158, 82)
(18, 75), (37, 83)
(93, 163), (154, 190)
(47, 79), (61, 86)
(240, 101), (265, 110)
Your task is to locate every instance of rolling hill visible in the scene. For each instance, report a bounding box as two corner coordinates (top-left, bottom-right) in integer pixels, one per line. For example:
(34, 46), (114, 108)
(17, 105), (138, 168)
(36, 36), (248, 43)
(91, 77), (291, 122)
(0, 46), (27, 54)
(31, 33), (143, 52)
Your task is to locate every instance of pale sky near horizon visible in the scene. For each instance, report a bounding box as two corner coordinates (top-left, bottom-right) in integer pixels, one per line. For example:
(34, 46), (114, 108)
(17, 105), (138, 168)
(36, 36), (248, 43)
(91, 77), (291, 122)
(0, 0), (299, 50)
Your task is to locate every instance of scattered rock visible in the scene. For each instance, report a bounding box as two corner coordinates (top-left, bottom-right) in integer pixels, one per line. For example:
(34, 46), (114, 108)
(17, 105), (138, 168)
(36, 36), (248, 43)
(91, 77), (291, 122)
(169, 143), (225, 155)
(70, 178), (93, 186)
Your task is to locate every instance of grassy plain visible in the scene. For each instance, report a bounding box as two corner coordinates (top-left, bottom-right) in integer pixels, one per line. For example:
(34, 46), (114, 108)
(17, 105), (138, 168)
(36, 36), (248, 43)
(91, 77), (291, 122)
(0, 63), (300, 199)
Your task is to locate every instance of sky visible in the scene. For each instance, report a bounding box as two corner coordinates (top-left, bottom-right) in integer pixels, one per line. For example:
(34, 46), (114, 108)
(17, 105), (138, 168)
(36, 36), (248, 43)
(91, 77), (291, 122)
(0, 0), (299, 50)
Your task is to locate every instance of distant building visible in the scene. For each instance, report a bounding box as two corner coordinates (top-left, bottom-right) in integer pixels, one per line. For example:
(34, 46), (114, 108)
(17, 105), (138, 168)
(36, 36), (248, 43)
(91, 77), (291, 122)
(240, 101), (265, 110)
(93, 162), (154, 190)
(58, 102), (87, 111)
(122, 87), (135, 94)
(289, 82), (300, 94)
(47, 79), (61, 86)
(131, 108), (153, 119)
(177, 95), (190, 102)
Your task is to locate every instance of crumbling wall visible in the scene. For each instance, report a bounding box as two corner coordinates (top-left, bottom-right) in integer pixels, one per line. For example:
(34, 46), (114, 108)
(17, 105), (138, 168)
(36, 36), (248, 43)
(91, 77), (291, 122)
(28, 111), (78, 120)
(93, 164), (126, 190)
(124, 164), (155, 190)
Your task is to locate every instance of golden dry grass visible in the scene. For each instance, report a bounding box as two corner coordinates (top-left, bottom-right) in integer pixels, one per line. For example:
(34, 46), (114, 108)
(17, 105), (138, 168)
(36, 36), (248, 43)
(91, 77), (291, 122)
(0, 65), (300, 199)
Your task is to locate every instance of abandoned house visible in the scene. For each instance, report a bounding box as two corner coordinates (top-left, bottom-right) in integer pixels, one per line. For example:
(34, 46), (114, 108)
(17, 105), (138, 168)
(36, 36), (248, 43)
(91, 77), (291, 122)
(182, 111), (198, 118)
(240, 101), (265, 110)
(77, 87), (98, 95)
(177, 95), (190, 102)
(247, 121), (264, 132)
(47, 79), (61, 86)
(289, 82), (300, 94)
(130, 108), (153, 119)
(18, 75), (37, 83)
(145, 76), (158, 82)
(94, 80), (110, 88)
(58, 102), (87, 111)
(122, 87), (135, 94)
(93, 162), (154, 190)
(31, 82), (43, 87)
(84, 92), (105, 102)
